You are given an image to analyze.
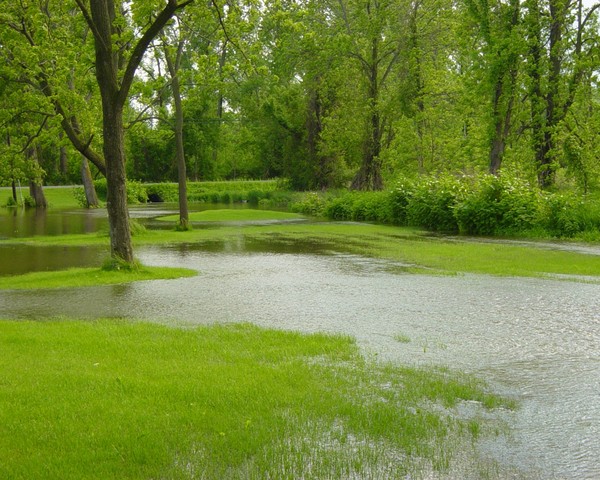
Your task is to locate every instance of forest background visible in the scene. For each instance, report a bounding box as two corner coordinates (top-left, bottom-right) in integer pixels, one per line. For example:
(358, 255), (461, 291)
(2, 0), (600, 236)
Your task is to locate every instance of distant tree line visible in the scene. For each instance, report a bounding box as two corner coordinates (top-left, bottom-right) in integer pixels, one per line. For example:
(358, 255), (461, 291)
(1, 0), (599, 259)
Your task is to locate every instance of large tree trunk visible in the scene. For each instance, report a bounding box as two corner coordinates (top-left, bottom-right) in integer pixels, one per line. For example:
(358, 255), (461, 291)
(164, 39), (189, 230)
(102, 101), (133, 262)
(172, 73), (189, 230)
(28, 182), (47, 208)
(27, 146), (47, 208)
(489, 77), (515, 176)
(87, 0), (134, 262)
(81, 156), (99, 208)
(352, 38), (384, 191)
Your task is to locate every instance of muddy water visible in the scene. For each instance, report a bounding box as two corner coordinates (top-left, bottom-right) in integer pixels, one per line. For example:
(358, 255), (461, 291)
(1, 209), (599, 478)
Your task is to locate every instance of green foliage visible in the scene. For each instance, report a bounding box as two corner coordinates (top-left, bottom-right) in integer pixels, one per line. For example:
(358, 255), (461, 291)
(454, 175), (540, 235)
(22, 196), (36, 209)
(404, 176), (465, 232)
(540, 193), (600, 238)
(290, 192), (328, 217)
(126, 181), (148, 204)
(306, 173), (600, 239)
(4, 196), (18, 208)
(247, 189), (269, 205)
(72, 187), (88, 208)
(144, 181), (280, 205)
(93, 179), (108, 199)
(92, 179), (147, 204)
(325, 194), (355, 220)
(129, 219), (147, 236)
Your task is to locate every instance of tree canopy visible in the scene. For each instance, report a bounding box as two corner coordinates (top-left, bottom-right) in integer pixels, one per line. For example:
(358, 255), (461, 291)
(2, 0), (600, 254)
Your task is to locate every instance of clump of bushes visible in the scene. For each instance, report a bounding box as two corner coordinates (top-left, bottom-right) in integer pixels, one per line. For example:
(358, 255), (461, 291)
(403, 175), (466, 232)
(454, 175), (540, 235)
(297, 173), (600, 239)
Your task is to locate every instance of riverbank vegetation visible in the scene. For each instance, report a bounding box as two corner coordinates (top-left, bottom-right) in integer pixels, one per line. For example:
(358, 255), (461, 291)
(289, 174), (600, 241)
(0, 320), (513, 479)
(0, 265), (196, 290)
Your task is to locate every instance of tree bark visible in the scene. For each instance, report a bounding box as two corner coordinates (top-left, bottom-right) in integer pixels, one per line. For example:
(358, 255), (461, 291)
(164, 39), (189, 230)
(351, 37), (384, 191)
(29, 182), (47, 208)
(81, 156), (99, 208)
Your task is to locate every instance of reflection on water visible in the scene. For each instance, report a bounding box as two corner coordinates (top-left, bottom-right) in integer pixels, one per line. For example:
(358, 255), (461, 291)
(1, 206), (599, 479)
(0, 244), (107, 276)
(0, 206), (109, 238)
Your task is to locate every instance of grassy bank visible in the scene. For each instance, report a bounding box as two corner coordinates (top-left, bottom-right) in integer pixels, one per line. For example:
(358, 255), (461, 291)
(1, 186), (80, 210)
(156, 208), (304, 223)
(5, 220), (600, 279)
(0, 265), (196, 290)
(0, 320), (513, 479)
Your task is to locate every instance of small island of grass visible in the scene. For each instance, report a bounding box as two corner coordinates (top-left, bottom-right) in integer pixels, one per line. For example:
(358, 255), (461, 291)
(0, 265), (197, 290)
(157, 208), (305, 223)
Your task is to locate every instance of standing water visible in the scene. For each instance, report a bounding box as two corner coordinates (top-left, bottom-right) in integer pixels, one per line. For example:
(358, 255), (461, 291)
(0, 206), (599, 478)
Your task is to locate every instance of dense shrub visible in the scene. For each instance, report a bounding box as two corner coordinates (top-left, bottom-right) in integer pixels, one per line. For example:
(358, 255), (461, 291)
(93, 178), (107, 199)
(540, 193), (600, 238)
(325, 194), (355, 220)
(290, 192), (327, 217)
(247, 190), (267, 205)
(454, 175), (540, 235)
(132, 180), (280, 205)
(126, 181), (148, 204)
(146, 183), (178, 202)
(541, 194), (582, 237)
(404, 175), (464, 232)
(388, 180), (413, 225)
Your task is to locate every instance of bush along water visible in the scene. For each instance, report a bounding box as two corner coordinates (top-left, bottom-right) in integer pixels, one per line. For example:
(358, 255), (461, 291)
(310, 173), (600, 239)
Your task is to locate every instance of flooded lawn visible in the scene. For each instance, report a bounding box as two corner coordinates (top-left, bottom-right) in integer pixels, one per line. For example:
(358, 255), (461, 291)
(1, 206), (599, 479)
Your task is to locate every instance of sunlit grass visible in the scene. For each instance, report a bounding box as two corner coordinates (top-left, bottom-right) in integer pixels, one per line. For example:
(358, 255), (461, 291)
(0, 266), (196, 290)
(157, 208), (304, 223)
(0, 186), (81, 209)
(0, 320), (512, 479)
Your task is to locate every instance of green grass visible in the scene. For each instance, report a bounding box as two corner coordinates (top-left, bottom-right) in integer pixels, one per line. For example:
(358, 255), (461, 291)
(0, 320), (512, 479)
(3, 221), (600, 279)
(157, 208), (304, 223)
(0, 186), (81, 209)
(0, 266), (196, 290)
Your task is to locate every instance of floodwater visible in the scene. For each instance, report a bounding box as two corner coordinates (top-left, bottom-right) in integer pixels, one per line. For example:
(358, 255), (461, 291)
(1, 206), (599, 479)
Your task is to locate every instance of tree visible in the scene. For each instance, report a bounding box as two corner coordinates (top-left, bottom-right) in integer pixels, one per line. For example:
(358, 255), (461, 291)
(464, 0), (522, 175)
(332, 0), (408, 190)
(525, 0), (600, 187)
(160, 19), (190, 230)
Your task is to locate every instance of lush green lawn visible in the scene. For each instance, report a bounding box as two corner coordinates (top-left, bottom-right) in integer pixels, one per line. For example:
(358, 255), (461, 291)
(0, 320), (512, 479)
(157, 208), (304, 222)
(0, 186), (81, 209)
(0, 266), (196, 290)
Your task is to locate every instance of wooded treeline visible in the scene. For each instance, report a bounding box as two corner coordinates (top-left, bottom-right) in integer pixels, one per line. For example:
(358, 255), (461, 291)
(2, 0), (600, 194)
